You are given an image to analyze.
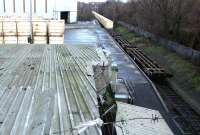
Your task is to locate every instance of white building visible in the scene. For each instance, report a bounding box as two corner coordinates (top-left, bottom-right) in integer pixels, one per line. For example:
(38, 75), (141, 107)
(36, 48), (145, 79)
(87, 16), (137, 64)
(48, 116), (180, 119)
(0, 0), (77, 23)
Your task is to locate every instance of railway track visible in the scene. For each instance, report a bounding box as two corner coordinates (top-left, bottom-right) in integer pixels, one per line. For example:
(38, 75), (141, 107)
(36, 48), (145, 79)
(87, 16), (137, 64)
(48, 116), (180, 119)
(108, 29), (200, 135)
(108, 30), (170, 79)
(156, 81), (200, 135)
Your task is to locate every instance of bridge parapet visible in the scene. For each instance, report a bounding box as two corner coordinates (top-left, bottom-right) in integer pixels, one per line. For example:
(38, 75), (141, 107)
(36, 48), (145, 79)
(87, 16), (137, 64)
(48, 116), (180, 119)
(92, 11), (113, 29)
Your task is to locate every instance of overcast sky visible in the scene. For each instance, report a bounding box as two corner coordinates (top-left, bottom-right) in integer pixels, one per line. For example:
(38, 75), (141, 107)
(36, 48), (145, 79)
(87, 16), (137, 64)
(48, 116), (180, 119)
(78, 0), (127, 3)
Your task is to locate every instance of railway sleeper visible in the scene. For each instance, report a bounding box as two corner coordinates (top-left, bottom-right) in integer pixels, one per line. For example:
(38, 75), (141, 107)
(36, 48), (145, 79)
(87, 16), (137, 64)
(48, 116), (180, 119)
(108, 29), (171, 78)
(127, 49), (160, 67)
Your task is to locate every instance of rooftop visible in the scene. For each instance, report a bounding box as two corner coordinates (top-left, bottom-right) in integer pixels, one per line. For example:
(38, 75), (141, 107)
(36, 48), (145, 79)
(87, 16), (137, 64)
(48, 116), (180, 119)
(0, 44), (104, 135)
(116, 102), (174, 135)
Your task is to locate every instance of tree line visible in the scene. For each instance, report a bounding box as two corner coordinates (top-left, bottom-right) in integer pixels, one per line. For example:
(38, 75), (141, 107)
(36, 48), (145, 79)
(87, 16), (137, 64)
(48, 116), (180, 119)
(78, 0), (200, 50)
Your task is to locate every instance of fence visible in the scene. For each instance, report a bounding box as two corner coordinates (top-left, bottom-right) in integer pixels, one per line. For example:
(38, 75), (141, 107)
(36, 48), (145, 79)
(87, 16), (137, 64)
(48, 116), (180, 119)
(118, 21), (200, 65)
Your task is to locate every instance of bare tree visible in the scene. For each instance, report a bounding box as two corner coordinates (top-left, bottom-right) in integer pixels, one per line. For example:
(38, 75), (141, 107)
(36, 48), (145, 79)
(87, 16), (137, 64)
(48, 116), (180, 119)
(77, 0), (200, 50)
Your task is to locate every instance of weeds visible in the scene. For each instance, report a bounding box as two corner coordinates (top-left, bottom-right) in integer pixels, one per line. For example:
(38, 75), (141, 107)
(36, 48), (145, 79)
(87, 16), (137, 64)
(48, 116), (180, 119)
(115, 25), (200, 93)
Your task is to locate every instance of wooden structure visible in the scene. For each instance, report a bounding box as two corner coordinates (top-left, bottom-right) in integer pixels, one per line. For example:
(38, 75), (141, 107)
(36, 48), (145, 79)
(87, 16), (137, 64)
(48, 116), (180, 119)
(33, 21), (47, 44)
(48, 20), (65, 44)
(0, 21), (3, 44)
(3, 21), (17, 44)
(0, 16), (65, 44)
(108, 30), (170, 78)
(17, 21), (30, 44)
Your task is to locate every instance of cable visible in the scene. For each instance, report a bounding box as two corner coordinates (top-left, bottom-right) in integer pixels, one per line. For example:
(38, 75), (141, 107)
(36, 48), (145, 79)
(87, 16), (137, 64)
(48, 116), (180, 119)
(51, 116), (164, 134)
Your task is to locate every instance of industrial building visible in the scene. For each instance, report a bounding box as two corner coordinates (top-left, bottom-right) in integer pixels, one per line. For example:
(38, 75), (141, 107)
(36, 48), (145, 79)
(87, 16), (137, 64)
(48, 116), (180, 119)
(0, 21), (176, 135)
(0, 5), (189, 134)
(0, 0), (77, 23)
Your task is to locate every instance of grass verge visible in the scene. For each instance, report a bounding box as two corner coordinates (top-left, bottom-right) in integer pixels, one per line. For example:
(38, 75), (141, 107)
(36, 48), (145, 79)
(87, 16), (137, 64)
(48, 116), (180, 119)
(115, 25), (200, 100)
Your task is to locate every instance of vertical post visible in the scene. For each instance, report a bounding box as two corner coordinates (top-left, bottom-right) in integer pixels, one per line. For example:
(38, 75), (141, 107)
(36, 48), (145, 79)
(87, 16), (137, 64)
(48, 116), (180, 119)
(13, 0), (15, 13)
(45, 0), (47, 13)
(34, 0), (36, 13)
(23, 0), (25, 13)
(3, 0), (6, 13)
(29, 0), (33, 43)
(54, 0), (58, 19)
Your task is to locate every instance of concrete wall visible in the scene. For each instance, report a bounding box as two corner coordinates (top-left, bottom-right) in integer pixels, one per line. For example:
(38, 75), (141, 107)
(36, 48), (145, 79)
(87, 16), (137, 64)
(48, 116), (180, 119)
(68, 11), (77, 23)
(118, 21), (200, 65)
(92, 11), (113, 29)
(0, 0), (77, 23)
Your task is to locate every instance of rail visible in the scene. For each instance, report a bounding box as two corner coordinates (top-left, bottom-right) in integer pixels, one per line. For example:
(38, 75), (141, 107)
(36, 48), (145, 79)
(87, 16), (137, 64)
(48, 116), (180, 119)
(108, 30), (170, 78)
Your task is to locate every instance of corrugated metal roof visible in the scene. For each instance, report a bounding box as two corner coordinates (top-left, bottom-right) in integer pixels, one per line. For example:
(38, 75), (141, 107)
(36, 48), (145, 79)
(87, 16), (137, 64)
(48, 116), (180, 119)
(0, 44), (103, 135)
(115, 102), (174, 135)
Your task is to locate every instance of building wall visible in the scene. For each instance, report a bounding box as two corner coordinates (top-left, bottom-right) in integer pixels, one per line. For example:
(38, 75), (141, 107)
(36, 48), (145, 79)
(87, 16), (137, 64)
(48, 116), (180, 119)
(0, 0), (77, 23)
(69, 11), (77, 23)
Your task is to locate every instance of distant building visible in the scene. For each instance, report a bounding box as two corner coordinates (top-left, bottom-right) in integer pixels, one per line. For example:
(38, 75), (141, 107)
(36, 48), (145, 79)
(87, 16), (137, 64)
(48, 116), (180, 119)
(0, 0), (77, 23)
